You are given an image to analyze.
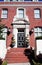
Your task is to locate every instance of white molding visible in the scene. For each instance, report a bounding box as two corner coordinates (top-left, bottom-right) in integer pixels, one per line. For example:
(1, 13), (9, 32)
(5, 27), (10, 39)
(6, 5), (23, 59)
(13, 7), (29, 23)
(0, 4), (42, 6)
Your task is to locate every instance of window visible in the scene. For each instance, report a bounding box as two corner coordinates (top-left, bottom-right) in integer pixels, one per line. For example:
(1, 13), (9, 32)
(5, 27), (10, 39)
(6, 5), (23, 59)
(1, 9), (8, 18)
(34, 9), (40, 18)
(24, 0), (32, 1)
(18, 0), (24, 1)
(34, 27), (42, 37)
(18, 9), (24, 18)
(10, 0), (13, 1)
(11, 0), (24, 1)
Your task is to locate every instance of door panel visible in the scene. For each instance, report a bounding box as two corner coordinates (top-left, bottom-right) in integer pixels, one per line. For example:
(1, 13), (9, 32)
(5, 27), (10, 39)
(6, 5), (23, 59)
(17, 32), (25, 47)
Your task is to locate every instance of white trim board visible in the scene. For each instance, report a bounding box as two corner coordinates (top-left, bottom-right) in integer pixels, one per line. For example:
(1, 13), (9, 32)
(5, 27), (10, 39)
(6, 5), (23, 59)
(0, 4), (42, 6)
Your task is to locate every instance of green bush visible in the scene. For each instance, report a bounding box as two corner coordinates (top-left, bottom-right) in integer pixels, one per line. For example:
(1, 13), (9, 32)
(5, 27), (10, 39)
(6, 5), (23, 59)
(32, 60), (42, 65)
(36, 36), (42, 40)
(2, 61), (7, 65)
(0, 24), (5, 40)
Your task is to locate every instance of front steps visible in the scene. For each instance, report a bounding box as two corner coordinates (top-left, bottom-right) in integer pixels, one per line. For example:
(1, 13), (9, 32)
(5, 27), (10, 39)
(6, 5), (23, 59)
(5, 48), (31, 63)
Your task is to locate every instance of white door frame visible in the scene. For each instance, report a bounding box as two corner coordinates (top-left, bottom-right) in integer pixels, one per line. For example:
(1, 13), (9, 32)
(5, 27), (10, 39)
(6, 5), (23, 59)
(13, 24), (29, 48)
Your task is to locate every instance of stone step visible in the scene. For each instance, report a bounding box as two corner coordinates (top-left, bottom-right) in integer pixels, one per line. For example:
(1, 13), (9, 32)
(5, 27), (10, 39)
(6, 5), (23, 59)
(6, 57), (29, 63)
(7, 48), (26, 52)
(5, 48), (31, 63)
(6, 52), (26, 58)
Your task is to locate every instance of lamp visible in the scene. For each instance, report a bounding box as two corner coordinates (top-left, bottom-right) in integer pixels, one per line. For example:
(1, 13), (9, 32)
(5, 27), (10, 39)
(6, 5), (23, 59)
(31, 28), (34, 32)
(7, 27), (11, 36)
(29, 28), (34, 35)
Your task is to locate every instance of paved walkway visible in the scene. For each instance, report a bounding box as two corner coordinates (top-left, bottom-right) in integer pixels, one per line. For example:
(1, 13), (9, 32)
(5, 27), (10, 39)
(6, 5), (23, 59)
(7, 63), (31, 65)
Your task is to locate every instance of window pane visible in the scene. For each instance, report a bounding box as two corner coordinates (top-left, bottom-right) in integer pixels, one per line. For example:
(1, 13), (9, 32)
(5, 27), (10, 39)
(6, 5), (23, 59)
(34, 28), (38, 32)
(34, 9), (40, 18)
(19, 9), (24, 14)
(39, 27), (42, 32)
(2, 10), (7, 14)
(2, 15), (7, 18)
(35, 32), (38, 37)
(34, 14), (40, 18)
(18, 14), (23, 18)
(18, 9), (24, 18)
(1, 9), (8, 18)
(38, 33), (42, 36)
(34, 10), (40, 13)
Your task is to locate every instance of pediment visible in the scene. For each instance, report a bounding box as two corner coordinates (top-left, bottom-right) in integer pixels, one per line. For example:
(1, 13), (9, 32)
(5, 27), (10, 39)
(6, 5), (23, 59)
(12, 18), (30, 25)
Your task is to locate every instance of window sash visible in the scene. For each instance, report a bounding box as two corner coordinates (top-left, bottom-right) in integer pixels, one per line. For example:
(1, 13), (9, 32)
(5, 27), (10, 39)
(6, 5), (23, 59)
(18, 9), (24, 18)
(1, 10), (8, 18)
(34, 13), (40, 18)
(34, 28), (42, 37)
(34, 10), (40, 18)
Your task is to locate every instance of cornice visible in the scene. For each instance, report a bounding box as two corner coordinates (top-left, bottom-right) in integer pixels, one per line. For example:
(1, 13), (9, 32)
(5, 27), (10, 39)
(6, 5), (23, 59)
(0, 3), (42, 6)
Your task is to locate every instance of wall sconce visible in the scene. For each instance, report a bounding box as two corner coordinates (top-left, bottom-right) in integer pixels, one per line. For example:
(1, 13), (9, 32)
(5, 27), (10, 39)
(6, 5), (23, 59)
(29, 28), (34, 35)
(7, 28), (11, 36)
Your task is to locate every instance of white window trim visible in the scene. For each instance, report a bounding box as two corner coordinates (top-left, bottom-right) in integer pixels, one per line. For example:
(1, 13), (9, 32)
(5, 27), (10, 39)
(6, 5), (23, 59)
(13, 7), (29, 22)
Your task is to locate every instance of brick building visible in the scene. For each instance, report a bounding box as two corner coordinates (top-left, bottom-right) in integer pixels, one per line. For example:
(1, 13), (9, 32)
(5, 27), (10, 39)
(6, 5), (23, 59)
(0, 0), (42, 65)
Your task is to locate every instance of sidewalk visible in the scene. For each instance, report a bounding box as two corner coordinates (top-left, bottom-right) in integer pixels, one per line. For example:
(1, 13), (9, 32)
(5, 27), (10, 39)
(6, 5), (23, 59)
(7, 62), (31, 65)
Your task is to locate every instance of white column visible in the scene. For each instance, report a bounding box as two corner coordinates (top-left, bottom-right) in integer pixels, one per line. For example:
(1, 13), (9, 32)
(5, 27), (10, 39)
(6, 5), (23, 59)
(13, 27), (18, 48)
(25, 25), (29, 37)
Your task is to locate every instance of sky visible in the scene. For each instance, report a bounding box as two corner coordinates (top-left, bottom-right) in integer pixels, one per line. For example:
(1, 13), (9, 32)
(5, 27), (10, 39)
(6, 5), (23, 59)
(0, 0), (4, 1)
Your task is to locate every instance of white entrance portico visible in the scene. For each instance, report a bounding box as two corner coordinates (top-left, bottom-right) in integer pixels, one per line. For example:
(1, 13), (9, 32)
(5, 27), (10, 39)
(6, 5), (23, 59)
(12, 18), (30, 48)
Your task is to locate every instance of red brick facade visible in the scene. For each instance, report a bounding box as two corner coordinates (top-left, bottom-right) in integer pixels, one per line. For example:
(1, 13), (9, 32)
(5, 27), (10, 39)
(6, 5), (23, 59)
(0, 2), (42, 63)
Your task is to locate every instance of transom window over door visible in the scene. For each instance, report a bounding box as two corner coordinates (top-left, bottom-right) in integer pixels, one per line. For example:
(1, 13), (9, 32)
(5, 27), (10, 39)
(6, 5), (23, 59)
(18, 9), (24, 18)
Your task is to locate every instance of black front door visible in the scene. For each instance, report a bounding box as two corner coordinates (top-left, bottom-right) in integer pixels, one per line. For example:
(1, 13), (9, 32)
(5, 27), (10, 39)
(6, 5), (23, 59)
(17, 29), (25, 47)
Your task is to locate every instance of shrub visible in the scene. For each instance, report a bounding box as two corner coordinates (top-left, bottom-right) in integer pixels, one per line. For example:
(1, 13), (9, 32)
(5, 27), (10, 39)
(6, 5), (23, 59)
(36, 36), (42, 40)
(32, 60), (42, 65)
(0, 24), (5, 40)
(2, 61), (7, 65)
